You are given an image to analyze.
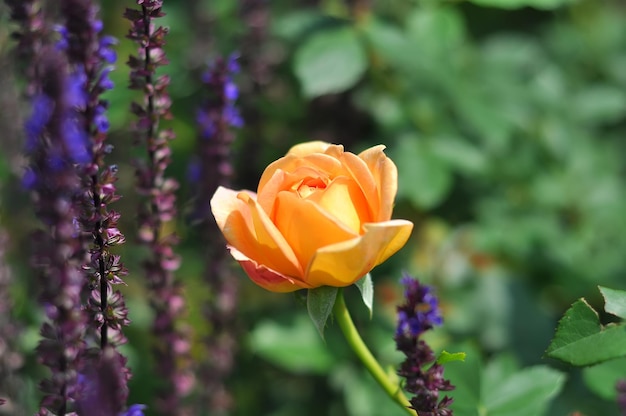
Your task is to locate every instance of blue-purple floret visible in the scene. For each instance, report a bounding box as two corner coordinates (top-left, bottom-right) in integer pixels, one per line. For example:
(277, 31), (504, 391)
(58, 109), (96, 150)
(197, 53), (243, 140)
(122, 404), (147, 416)
(396, 275), (444, 337)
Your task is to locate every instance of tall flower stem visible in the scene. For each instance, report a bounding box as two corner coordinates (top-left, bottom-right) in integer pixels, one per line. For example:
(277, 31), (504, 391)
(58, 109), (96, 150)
(333, 289), (417, 416)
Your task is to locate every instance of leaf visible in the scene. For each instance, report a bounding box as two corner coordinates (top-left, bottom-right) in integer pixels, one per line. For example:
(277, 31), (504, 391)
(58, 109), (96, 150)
(467, 0), (574, 10)
(583, 357), (626, 400)
(307, 286), (338, 338)
(437, 350), (466, 365)
(599, 286), (626, 320)
(354, 273), (373, 318)
(483, 366), (565, 416)
(545, 299), (626, 366)
(392, 135), (453, 209)
(248, 315), (335, 374)
(447, 345), (566, 416)
(293, 25), (367, 98)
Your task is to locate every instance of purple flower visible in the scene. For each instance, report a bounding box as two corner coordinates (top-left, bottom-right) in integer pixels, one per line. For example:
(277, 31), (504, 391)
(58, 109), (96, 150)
(121, 404), (147, 416)
(396, 275), (443, 337)
(395, 275), (454, 416)
(24, 94), (53, 151)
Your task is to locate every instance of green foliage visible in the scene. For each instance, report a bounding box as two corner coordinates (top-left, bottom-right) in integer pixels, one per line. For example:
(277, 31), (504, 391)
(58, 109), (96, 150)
(437, 350), (467, 365)
(248, 314), (335, 374)
(293, 25), (367, 98)
(447, 347), (566, 416)
(600, 286), (626, 320)
(546, 292), (626, 366)
(583, 357), (626, 401)
(468, 0), (575, 10)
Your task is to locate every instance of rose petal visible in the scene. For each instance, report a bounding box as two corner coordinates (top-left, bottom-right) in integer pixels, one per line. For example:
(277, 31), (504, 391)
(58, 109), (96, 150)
(358, 145), (398, 221)
(287, 141), (332, 156)
(237, 192), (303, 277)
(305, 176), (369, 234)
(338, 151), (379, 222)
(258, 153), (342, 194)
(229, 247), (311, 292)
(210, 186), (302, 278)
(305, 219), (413, 287)
(274, 191), (358, 270)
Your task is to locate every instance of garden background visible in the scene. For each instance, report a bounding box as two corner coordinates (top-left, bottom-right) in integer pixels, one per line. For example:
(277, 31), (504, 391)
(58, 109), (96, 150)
(1, 0), (626, 415)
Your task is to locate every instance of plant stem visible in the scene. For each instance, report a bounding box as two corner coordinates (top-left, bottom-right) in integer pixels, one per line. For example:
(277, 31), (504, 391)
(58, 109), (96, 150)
(333, 289), (417, 416)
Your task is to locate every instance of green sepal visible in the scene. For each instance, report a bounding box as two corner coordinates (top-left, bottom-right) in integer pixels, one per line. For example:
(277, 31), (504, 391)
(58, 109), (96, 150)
(307, 286), (339, 339)
(354, 273), (374, 318)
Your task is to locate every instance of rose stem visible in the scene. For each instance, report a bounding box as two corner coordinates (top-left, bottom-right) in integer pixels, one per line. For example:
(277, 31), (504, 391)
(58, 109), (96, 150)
(333, 289), (417, 416)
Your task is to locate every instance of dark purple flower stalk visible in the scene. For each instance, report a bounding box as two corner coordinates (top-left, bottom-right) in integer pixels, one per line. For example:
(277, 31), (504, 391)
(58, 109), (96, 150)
(617, 379), (626, 415)
(190, 54), (242, 220)
(25, 47), (88, 416)
(125, 2), (193, 413)
(4, 0), (47, 96)
(56, 0), (130, 414)
(0, 231), (25, 415)
(395, 275), (454, 416)
(193, 54), (242, 415)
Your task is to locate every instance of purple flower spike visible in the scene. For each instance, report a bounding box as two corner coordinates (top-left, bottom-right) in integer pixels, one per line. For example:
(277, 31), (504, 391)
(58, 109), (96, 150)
(126, 1), (193, 413)
(395, 275), (454, 416)
(25, 47), (88, 416)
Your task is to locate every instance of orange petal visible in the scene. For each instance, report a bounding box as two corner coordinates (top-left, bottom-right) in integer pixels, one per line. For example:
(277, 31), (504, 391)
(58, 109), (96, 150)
(210, 186), (302, 278)
(287, 141), (332, 157)
(258, 153), (342, 193)
(229, 247), (311, 292)
(337, 151), (379, 222)
(305, 176), (369, 234)
(274, 191), (358, 270)
(237, 192), (303, 278)
(358, 145), (398, 221)
(305, 219), (413, 287)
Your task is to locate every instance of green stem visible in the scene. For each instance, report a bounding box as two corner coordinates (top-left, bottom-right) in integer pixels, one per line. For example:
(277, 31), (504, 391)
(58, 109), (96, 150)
(333, 289), (417, 416)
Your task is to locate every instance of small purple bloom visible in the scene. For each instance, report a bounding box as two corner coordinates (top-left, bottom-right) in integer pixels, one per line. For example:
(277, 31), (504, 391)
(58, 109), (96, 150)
(61, 117), (91, 164)
(66, 69), (88, 108)
(24, 94), (53, 151)
(396, 275), (443, 337)
(121, 404), (147, 416)
(225, 81), (238, 101)
(92, 19), (103, 33)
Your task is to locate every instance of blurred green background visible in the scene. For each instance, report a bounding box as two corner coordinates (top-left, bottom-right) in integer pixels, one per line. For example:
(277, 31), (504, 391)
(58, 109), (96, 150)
(1, 0), (626, 415)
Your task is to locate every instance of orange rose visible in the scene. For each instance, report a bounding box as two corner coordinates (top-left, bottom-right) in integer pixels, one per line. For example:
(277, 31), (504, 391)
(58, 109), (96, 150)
(210, 141), (413, 292)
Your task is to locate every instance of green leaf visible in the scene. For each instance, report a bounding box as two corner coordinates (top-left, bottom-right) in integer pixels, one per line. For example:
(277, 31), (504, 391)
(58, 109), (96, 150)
(546, 299), (626, 366)
(354, 273), (373, 318)
(599, 286), (626, 320)
(248, 315), (335, 374)
(467, 0), (574, 10)
(392, 135), (453, 209)
(583, 357), (626, 400)
(437, 350), (466, 365)
(293, 25), (367, 98)
(307, 286), (338, 338)
(483, 366), (565, 416)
